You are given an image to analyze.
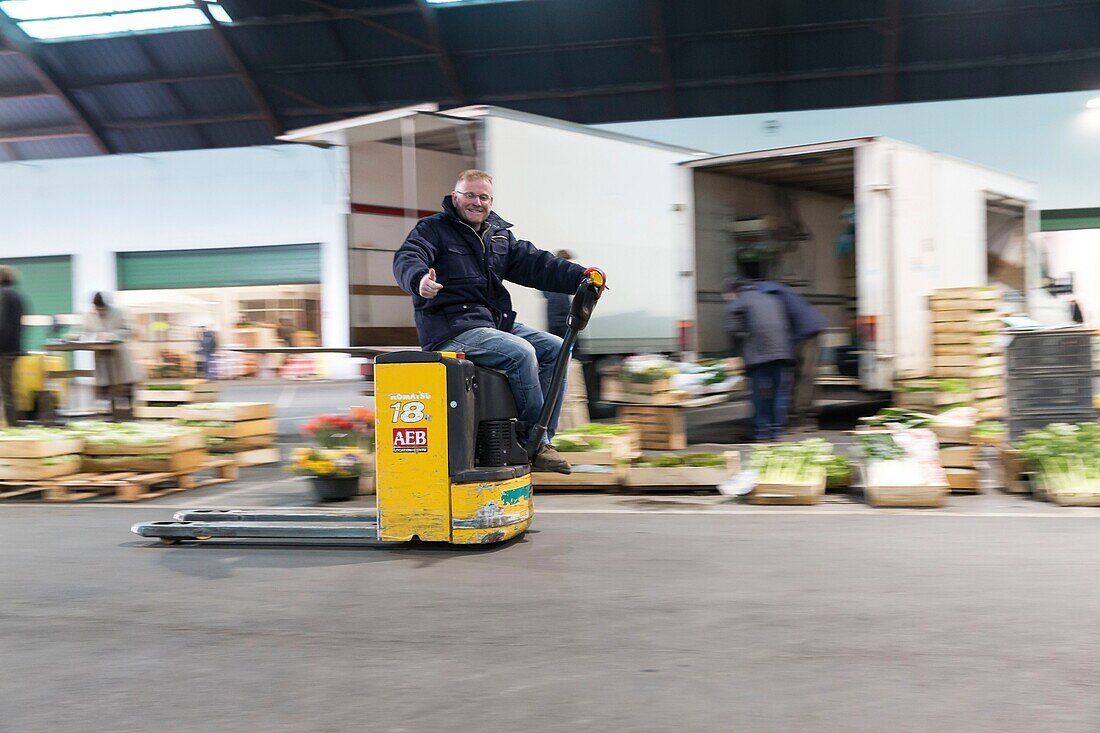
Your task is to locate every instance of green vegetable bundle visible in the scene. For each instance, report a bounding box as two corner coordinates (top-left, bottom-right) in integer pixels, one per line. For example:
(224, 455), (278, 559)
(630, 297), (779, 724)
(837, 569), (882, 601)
(631, 453), (726, 468)
(857, 433), (907, 462)
(550, 434), (608, 453)
(862, 408), (934, 429)
(748, 439), (833, 485)
(1018, 423), (1100, 495)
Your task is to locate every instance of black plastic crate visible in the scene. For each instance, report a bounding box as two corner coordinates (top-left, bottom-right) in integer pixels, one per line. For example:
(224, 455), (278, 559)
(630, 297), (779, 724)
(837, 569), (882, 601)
(1009, 410), (1098, 442)
(1006, 330), (1092, 372)
(1007, 371), (1093, 413)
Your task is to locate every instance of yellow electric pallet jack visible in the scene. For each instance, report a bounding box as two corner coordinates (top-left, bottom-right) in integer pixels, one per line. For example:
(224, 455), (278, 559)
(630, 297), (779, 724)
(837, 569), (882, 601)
(132, 271), (605, 546)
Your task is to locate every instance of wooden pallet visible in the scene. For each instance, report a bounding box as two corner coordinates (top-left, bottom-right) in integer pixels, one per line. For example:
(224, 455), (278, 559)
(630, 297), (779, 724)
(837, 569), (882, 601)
(616, 405), (687, 450)
(0, 458), (238, 502)
(624, 451), (739, 488)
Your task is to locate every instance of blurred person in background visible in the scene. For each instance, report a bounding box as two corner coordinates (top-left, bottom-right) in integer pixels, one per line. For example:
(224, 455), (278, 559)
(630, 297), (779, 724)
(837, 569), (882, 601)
(199, 326), (218, 379)
(724, 277), (794, 442)
(0, 266), (26, 426)
(1069, 297), (1085, 325)
(84, 292), (142, 419)
(755, 280), (828, 430)
(393, 169), (603, 474)
(277, 318), (295, 346)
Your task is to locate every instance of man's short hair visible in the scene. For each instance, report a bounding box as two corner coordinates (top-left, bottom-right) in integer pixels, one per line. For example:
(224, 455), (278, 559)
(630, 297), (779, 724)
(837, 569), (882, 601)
(0, 266), (15, 286)
(554, 249), (574, 260)
(92, 292), (107, 308)
(455, 169), (493, 187)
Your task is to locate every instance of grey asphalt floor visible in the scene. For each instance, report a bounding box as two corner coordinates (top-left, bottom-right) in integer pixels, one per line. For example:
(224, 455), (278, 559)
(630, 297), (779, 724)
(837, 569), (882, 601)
(2, 507), (1100, 732)
(4, 380), (1100, 731)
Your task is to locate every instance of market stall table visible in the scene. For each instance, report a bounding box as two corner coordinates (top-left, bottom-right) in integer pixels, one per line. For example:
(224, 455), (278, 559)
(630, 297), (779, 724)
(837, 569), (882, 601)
(43, 340), (130, 420)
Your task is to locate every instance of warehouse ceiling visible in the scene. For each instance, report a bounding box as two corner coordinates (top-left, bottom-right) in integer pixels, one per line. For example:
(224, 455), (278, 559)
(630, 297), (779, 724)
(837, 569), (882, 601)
(0, 0), (1098, 161)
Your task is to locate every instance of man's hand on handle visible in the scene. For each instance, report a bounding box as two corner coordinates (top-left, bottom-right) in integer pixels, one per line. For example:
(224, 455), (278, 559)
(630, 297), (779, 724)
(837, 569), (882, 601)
(583, 267), (608, 297)
(418, 268), (443, 299)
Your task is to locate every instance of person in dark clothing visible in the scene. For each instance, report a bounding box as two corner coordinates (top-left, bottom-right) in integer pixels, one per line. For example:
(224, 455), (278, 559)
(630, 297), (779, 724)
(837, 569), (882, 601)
(756, 280), (829, 428)
(199, 327), (218, 379)
(0, 266), (26, 426)
(393, 170), (606, 474)
(544, 249), (574, 340)
(724, 278), (795, 441)
(1069, 298), (1085, 325)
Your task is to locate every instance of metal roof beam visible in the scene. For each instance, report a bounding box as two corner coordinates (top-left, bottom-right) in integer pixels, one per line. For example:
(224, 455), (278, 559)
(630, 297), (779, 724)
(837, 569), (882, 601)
(297, 0), (436, 53)
(0, 90), (54, 102)
(879, 0), (901, 103)
(415, 0), (465, 104)
(192, 1), (281, 137)
(646, 0), (677, 118)
(0, 126), (87, 143)
(0, 19), (111, 153)
(101, 113), (269, 130)
(228, 6), (418, 27)
(131, 34), (214, 147)
(70, 71), (241, 92)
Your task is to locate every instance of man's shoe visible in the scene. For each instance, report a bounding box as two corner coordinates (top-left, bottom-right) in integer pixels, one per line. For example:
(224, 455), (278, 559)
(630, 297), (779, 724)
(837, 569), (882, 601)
(532, 443), (572, 474)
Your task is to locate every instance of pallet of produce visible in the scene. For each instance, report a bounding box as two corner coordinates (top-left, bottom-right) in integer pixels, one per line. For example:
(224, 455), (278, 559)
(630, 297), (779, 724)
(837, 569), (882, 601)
(1018, 423), (1100, 506)
(68, 421), (207, 473)
(894, 379), (972, 410)
(858, 430), (949, 507)
(135, 379), (218, 404)
(615, 356), (684, 404)
(43, 458), (237, 502)
(555, 423), (640, 456)
(0, 426), (84, 458)
(178, 402), (274, 422)
(929, 287), (1001, 309)
(624, 451), (739, 488)
(0, 454), (83, 481)
(531, 465), (623, 488)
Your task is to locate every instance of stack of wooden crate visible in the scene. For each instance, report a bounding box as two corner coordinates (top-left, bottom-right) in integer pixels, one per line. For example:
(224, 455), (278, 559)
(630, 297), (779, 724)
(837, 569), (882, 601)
(616, 404), (687, 450)
(930, 287), (1006, 420)
(134, 379), (219, 419)
(80, 428), (207, 473)
(179, 402), (279, 466)
(0, 430), (84, 482)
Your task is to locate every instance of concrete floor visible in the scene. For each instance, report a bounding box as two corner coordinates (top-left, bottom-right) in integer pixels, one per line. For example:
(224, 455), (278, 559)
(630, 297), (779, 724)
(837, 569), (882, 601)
(2, 507), (1100, 732)
(4, 380), (1100, 731)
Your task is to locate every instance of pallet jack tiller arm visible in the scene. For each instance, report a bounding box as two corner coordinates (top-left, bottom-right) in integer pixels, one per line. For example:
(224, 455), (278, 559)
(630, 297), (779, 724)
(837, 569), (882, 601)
(525, 269), (607, 458)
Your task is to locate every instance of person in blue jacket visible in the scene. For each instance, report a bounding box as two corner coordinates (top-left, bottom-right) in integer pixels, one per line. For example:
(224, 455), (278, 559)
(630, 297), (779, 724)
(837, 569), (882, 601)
(755, 280), (828, 429)
(393, 170), (604, 474)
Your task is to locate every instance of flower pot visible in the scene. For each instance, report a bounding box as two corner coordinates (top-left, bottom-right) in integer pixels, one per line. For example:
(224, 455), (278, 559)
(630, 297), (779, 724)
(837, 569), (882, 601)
(310, 476), (359, 502)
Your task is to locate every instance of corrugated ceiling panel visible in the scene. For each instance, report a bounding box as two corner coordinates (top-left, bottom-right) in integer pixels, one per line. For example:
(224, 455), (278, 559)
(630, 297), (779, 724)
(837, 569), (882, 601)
(0, 54), (37, 88)
(43, 36), (155, 83)
(201, 120), (273, 147)
(170, 76), (256, 115)
(84, 83), (183, 120)
(114, 126), (205, 153)
(360, 62), (449, 103)
(0, 96), (74, 128)
(140, 30), (233, 74)
(9, 136), (102, 160)
(230, 23), (345, 67)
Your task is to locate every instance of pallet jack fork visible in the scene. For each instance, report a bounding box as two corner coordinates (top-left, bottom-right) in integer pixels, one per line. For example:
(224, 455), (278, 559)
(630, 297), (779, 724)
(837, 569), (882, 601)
(132, 270), (606, 546)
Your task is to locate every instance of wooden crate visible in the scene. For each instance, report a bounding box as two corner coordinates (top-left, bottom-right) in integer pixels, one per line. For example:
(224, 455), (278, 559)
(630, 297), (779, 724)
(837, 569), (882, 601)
(934, 342), (1003, 357)
(532, 465), (624, 488)
(81, 431), (205, 455)
(81, 448), (207, 473)
(187, 418), (277, 440)
(946, 467), (980, 492)
(208, 435), (276, 453)
(1000, 447), (1031, 494)
(939, 445), (978, 468)
(616, 378), (686, 405)
(747, 472), (826, 505)
(865, 482), (948, 508)
(934, 364), (1005, 379)
(134, 389), (217, 404)
(933, 354), (1005, 369)
(616, 405), (686, 451)
(931, 422), (973, 444)
(0, 437), (84, 458)
(930, 287), (1001, 302)
(623, 451), (739, 488)
(224, 446), (281, 466)
(1042, 485), (1100, 507)
(178, 403), (274, 421)
(133, 405), (182, 419)
(0, 457), (82, 481)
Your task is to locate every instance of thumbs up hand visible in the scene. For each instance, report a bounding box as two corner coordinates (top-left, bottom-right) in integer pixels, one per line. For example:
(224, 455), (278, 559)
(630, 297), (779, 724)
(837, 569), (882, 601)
(418, 268), (443, 299)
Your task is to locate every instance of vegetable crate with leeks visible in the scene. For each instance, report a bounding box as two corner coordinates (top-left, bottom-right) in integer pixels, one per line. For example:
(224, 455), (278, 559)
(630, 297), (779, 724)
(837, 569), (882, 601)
(1018, 423), (1100, 506)
(745, 440), (842, 505)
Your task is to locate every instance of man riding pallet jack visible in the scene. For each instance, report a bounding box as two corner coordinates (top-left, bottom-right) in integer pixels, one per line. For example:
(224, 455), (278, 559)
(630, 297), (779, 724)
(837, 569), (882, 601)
(133, 171), (607, 546)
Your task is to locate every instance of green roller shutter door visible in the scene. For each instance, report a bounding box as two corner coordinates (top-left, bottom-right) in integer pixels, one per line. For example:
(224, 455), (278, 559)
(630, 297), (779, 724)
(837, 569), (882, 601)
(117, 244), (322, 290)
(0, 255), (72, 351)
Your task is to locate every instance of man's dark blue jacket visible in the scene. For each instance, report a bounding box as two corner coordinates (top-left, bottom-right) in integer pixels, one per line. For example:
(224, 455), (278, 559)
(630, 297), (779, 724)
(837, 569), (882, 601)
(394, 197), (585, 350)
(756, 280), (828, 345)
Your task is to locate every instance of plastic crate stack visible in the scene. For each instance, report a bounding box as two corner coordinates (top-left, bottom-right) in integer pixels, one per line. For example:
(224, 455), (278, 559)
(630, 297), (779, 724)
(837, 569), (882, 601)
(930, 287), (1006, 421)
(1006, 328), (1096, 441)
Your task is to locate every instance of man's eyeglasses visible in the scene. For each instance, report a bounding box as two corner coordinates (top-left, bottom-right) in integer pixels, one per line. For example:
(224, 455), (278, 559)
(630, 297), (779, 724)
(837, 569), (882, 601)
(454, 191), (492, 203)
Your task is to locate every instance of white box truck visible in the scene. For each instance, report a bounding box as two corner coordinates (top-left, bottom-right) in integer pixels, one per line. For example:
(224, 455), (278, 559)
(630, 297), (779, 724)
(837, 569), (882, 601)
(282, 108), (1049, 397)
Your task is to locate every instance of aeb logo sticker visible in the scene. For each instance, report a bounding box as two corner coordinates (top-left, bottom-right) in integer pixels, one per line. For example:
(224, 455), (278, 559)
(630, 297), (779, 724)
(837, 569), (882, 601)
(393, 428), (428, 453)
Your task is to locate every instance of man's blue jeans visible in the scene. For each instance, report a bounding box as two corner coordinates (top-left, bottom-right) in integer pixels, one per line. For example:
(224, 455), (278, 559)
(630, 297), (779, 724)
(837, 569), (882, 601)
(436, 323), (567, 446)
(746, 360), (793, 441)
